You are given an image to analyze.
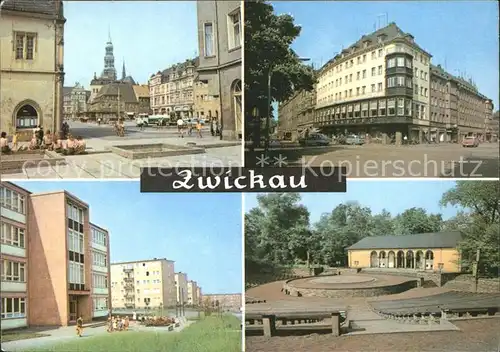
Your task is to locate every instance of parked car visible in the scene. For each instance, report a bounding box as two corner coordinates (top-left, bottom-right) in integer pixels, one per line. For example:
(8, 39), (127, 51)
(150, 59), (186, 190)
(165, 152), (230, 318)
(299, 133), (331, 146)
(345, 135), (365, 145)
(462, 136), (479, 148)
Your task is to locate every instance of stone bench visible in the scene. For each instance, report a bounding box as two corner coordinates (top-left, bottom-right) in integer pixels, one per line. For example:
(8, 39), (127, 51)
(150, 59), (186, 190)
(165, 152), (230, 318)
(245, 311), (342, 337)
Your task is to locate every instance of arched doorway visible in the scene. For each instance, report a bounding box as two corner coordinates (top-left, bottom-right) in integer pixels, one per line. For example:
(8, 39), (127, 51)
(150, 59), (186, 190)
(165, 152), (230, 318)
(416, 250), (424, 269)
(425, 250), (434, 270)
(15, 103), (39, 129)
(231, 79), (242, 138)
(396, 250), (405, 268)
(370, 251), (378, 268)
(387, 251), (395, 268)
(406, 250), (414, 269)
(378, 251), (386, 268)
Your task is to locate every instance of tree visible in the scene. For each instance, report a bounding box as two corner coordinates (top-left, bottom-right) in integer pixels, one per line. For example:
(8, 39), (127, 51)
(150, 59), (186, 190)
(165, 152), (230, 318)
(441, 181), (500, 276)
(245, 193), (311, 265)
(244, 1), (316, 143)
(314, 203), (373, 266)
(393, 207), (443, 235)
(370, 209), (395, 237)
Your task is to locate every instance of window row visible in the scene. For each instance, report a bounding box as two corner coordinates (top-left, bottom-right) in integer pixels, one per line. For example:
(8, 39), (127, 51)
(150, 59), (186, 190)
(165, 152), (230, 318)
(93, 297), (108, 311)
(91, 228), (107, 247)
(387, 56), (412, 69)
(92, 251), (107, 267)
(415, 68), (428, 81)
(332, 48), (384, 73)
(67, 203), (84, 224)
(387, 76), (413, 88)
(92, 273), (108, 289)
(0, 187), (26, 214)
(69, 261), (85, 285)
(1, 297), (26, 319)
(1, 260), (26, 282)
(1, 222), (25, 248)
(68, 229), (84, 254)
(316, 98), (414, 119)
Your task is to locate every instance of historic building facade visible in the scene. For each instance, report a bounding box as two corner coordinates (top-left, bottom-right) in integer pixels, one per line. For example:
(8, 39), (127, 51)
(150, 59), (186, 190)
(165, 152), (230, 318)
(196, 1), (242, 140)
(0, 0), (65, 141)
(315, 23), (432, 144)
(347, 231), (463, 273)
(149, 58), (197, 118)
(277, 87), (317, 141)
(309, 23), (494, 145)
(88, 83), (140, 120)
(430, 64), (494, 142)
(63, 83), (91, 120)
(193, 79), (221, 120)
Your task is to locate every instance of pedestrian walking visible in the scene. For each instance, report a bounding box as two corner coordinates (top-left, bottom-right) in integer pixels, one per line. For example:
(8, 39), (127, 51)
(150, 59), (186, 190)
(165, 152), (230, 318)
(177, 118), (184, 138)
(196, 120), (203, 138)
(76, 316), (84, 337)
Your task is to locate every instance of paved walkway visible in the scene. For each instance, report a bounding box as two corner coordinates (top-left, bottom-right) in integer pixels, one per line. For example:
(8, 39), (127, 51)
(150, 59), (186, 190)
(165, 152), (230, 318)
(2, 319), (193, 351)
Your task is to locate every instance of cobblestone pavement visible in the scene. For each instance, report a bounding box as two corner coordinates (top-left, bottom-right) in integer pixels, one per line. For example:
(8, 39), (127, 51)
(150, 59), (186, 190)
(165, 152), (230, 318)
(245, 142), (499, 178)
(2, 121), (242, 179)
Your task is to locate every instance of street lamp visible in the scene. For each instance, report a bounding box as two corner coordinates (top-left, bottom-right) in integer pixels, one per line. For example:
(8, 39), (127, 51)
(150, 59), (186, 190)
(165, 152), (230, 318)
(265, 57), (311, 153)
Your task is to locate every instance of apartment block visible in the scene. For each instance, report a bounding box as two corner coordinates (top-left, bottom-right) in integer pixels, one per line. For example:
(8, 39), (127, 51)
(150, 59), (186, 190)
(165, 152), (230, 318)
(187, 280), (198, 306)
(430, 64), (494, 142)
(111, 258), (176, 310)
(203, 293), (242, 311)
(174, 272), (188, 305)
(1, 183), (112, 330)
(90, 223), (111, 319)
(278, 86), (317, 141)
(196, 286), (202, 305)
(1, 183), (30, 330)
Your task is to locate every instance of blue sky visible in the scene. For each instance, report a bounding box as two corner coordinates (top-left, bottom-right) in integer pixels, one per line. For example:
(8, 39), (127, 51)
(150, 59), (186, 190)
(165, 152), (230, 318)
(244, 181), (462, 223)
(272, 0), (499, 109)
(15, 181), (242, 294)
(63, 1), (198, 87)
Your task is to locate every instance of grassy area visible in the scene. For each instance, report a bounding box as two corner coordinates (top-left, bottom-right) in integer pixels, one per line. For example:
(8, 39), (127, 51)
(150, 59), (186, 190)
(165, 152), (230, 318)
(1, 331), (50, 342)
(30, 315), (241, 352)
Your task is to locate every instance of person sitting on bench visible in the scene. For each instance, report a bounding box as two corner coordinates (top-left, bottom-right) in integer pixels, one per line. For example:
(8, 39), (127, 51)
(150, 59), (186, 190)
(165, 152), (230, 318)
(43, 130), (53, 150)
(74, 136), (86, 154)
(28, 133), (38, 150)
(53, 132), (64, 153)
(0, 132), (11, 154)
(63, 135), (76, 155)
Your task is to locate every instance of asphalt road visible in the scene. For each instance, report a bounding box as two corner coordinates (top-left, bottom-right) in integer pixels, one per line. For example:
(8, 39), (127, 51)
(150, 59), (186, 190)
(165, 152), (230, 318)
(245, 142), (499, 178)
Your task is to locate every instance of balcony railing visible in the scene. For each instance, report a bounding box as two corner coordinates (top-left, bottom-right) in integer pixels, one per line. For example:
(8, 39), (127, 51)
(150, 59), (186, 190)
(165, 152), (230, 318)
(123, 277), (134, 282)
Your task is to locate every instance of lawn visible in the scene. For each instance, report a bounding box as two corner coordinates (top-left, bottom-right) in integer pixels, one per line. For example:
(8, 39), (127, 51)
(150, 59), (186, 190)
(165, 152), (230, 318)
(1, 332), (50, 343)
(29, 315), (242, 352)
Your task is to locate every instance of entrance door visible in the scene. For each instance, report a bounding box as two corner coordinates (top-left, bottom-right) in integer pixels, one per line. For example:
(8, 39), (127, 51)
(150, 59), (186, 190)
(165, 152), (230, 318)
(69, 295), (78, 322)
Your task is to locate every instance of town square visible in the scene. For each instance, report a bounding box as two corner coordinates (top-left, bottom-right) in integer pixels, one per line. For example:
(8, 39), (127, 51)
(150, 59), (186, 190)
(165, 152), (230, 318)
(0, 0), (242, 179)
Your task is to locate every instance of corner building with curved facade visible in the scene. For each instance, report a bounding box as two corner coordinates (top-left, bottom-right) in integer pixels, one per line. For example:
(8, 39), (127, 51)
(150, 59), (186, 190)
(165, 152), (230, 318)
(314, 23), (493, 144)
(0, 0), (65, 141)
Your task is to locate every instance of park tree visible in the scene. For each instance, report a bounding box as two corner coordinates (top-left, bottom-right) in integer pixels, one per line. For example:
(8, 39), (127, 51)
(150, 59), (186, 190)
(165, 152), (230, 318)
(314, 203), (373, 266)
(245, 193), (311, 265)
(393, 207), (443, 235)
(244, 0), (316, 143)
(370, 209), (395, 237)
(440, 181), (500, 276)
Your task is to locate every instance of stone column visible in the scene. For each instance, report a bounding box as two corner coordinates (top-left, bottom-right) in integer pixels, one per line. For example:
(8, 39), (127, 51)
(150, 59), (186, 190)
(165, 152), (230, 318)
(413, 257), (416, 269)
(262, 315), (276, 337)
(382, 133), (388, 144)
(331, 313), (340, 337)
(395, 131), (402, 145)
